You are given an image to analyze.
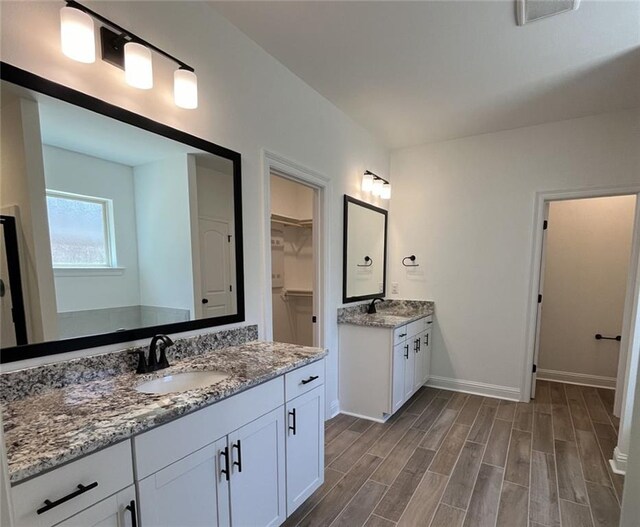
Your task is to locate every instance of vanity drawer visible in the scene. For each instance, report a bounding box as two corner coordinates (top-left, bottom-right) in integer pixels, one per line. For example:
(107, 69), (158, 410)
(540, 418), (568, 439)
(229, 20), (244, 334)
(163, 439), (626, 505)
(11, 441), (133, 527)
(407, 316), (433, 337)
(285, 359), (324, 401)
(393, 326), (408, 345)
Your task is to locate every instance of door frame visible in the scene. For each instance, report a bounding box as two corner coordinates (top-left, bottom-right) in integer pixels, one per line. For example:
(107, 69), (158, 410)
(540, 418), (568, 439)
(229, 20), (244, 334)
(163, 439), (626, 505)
(261, 150), (331, 349)
(522, 186), (640, 408)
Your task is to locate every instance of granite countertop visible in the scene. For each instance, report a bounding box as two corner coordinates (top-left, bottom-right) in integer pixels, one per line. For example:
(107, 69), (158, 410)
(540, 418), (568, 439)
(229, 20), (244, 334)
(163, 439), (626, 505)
(338, 300), (434, 329)
(2, 340), (326, 484)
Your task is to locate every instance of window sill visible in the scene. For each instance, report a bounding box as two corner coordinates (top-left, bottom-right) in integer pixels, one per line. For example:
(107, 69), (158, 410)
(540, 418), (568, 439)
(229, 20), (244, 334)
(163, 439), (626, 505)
(53, 267), (125, 277)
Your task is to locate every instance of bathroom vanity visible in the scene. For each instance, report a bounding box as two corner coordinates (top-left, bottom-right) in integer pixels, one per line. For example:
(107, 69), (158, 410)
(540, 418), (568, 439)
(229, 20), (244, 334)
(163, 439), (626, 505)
(3, 332), (326, 527)
(338, 300), (434, 421)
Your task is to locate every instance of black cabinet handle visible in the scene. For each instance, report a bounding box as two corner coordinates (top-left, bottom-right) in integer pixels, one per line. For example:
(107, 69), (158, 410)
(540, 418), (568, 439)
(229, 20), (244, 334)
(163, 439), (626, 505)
(289, 408), (297, 435)
(37, 482), (99, 515)
(404, 344), (409, 359)
(233, 440), (243, 472)
(125, 500), (137, 527)
(399, 333), (407, 338)
(417, 338), (421, 352)
(220, 446), (230, 481)
(300, 375), (319, 385)
(424, 334), (429, 346)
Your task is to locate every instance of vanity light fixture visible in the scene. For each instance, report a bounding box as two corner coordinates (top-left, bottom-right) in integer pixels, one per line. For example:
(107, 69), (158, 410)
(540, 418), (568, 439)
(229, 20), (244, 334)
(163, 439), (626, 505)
(59, 1), (198, 108)
(362, 170), (391, 200)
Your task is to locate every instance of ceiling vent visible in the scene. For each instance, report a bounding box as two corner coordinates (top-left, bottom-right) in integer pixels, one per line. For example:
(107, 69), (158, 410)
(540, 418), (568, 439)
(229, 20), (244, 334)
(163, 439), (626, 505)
(516, 0), (580, 25)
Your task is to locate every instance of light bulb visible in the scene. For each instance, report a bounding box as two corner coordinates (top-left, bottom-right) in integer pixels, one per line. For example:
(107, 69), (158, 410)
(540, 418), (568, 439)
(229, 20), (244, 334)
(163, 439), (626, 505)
(60, 6), (95, 63)
(124, 42), (153, 89)
(372, 179), (384, 197)
(381, 183), (391, 200)
(362, 173), (374, 192)
(174, 69), (198, 109)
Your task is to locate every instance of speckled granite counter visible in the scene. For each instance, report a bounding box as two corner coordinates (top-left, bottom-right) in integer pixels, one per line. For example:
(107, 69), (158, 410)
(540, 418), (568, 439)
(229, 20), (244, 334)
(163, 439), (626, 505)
(337, 299), (434, 328)
(2, 340), (326, 484)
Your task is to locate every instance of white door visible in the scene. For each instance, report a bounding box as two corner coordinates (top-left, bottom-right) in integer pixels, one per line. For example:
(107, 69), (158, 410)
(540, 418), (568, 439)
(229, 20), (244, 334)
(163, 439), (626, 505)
(413, 330), (425, 391)
(199, 217), (233, 318)
(403, 338), (416, 400)
(531, 203), (550, 399)
(0, 227), (16, 347)
(138, 438), (230, 527)
(422, 328), (432, 383)
(55, 486), (136, 527)
(392, 341), (407, 413)
(285, 386), (324, 515)
(229, 407), (286, 527)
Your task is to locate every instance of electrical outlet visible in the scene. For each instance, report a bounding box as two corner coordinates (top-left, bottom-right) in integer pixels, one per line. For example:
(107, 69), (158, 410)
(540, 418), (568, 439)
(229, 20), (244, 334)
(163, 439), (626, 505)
(391, 282), (399, 295)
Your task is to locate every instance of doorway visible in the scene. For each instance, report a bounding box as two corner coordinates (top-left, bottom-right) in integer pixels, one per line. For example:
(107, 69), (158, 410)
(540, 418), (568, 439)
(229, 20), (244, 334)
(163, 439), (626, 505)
(528, 191), (640, 407)
(269, 174), (316, 346)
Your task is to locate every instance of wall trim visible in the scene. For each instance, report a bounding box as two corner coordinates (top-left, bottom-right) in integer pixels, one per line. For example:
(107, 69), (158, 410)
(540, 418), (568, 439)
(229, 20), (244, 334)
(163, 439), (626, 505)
(610, 446), (627, 475)
(340, 410), (387, 424)
(426, 376), (521, 401)
(537, 369), (616, 389)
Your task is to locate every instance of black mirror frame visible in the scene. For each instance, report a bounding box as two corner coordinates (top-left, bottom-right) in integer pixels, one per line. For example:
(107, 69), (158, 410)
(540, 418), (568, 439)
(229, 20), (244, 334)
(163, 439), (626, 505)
(0, 62), (245, 363)
(342, 195), (388, 304)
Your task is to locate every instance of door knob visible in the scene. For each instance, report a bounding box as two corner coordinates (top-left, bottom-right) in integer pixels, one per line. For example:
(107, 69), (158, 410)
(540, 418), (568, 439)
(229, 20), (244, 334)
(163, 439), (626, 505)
(201, 298), (209, 304)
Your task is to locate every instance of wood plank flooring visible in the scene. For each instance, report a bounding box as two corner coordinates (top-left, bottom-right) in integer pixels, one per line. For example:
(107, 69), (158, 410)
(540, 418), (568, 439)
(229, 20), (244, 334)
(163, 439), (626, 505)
(284, 381), (623, 527)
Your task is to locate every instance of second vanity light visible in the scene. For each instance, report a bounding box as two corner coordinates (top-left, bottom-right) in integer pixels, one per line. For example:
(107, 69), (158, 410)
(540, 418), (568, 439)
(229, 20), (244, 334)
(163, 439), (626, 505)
(59, 0), (198, 109)
(362, 170), (391, 200)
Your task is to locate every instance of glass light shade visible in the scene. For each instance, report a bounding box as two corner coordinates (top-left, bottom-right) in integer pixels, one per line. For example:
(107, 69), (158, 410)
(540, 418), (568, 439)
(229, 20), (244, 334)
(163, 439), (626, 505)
(174, 69), (198, 109)
(124, 42), (153, 89)
(362, 173), (374, 192)
(372, 178), (384, 197)
(60, 6), (95, 63)
(381, 183), (391, 200)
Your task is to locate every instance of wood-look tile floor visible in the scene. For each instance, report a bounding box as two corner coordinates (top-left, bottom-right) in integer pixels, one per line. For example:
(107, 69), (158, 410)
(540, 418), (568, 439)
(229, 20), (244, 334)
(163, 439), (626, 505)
(284, 381), (624, 527)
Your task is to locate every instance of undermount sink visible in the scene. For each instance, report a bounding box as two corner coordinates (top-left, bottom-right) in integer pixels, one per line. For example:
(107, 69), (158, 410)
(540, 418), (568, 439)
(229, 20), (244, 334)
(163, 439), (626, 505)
(135, 371), (230, 395)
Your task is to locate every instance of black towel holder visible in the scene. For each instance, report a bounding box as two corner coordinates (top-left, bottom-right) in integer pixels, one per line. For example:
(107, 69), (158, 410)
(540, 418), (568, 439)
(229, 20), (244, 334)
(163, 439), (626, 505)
(595, 334), (621, 342)
(402, 255), (419, 267)
(357, 256), (373, 267)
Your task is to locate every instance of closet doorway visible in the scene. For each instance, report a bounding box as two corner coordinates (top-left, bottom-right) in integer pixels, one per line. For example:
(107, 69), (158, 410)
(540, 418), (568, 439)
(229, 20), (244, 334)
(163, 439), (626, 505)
(269, 174), (318, 347)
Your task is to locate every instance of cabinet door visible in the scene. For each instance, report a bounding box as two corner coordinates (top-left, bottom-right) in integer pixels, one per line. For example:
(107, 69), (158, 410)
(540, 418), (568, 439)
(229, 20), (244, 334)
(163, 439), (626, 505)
(229, 407), (286, 527)
(286, 386), (324, 516)
(422, 328), (432, 382)
(137, 438), (230, 527)
(392, 341), (407, 412)
(55, 486), (136, 527)
(403, 338), (416, 400)
(413, 331), (425, 391)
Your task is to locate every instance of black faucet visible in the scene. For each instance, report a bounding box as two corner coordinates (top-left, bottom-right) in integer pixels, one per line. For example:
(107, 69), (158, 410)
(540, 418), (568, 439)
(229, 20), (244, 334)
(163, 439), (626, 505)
(367, 297), (385, 314)
(131, 334), (174, 374)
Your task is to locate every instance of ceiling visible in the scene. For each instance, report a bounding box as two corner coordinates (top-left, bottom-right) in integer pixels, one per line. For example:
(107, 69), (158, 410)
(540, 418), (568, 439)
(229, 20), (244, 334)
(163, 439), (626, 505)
(212, 1), (640, 149)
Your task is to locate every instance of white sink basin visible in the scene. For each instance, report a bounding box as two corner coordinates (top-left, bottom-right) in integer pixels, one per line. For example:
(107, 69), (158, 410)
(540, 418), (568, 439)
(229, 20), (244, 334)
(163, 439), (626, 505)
(135, 371), (230, 395)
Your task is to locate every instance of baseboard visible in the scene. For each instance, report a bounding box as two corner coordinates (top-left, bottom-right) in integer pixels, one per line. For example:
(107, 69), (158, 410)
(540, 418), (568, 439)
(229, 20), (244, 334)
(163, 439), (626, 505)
(537, 369), (616, 389)
(340, 410), (388, 423)
(426, 375), (521, 401)
(327, 399), (340, 419)
(610, 446), (627, 475)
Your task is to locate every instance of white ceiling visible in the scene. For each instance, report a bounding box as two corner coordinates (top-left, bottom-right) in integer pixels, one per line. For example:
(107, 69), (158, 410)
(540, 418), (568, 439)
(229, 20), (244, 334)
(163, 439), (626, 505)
(212, 0), (640, 149)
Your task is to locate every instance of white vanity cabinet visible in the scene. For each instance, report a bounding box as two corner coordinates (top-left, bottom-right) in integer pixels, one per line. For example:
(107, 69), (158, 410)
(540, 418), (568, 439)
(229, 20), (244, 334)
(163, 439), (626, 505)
(340, 315), (432, 421)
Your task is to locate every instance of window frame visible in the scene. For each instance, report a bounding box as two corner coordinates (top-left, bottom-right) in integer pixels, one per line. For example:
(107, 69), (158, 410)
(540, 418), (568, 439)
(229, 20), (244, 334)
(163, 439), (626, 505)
(45, 189), (117, 270)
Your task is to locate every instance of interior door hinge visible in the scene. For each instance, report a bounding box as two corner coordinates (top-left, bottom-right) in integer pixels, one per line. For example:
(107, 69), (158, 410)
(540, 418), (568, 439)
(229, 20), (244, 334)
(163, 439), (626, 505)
(229, 285), (233, 292)
(538, 294), (542, 303)
(312, 316), (317, 323)
(543, 220), (548, 230)
(533, 364), (537, 373)
(228, 235), (232, 242)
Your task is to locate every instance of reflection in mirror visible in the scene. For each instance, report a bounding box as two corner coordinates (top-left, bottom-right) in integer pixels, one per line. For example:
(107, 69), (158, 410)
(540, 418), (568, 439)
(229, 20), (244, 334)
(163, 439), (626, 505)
(343, 195), (388, 303)
(0, 79), (239, 350)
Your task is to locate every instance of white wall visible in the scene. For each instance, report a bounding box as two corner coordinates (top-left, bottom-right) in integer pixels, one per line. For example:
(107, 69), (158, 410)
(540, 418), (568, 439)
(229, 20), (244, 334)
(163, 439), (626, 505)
(134, 155), (194, 315)
(390, 109), (640, 399)
(42, 145), (141, 312)
(538, 196), (636, 384)
(0, 1), (390, 415)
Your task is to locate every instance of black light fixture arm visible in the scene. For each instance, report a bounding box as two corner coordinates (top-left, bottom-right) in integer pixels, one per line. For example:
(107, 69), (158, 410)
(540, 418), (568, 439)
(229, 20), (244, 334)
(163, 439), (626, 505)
(65, 0), (194, 72)
(364, 170), (389, 185)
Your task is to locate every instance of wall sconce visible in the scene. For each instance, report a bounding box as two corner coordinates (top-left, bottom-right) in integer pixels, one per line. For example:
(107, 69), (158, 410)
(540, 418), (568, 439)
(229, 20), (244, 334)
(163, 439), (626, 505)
(362, 170), (391, 200)
(59, 1), (198, 109)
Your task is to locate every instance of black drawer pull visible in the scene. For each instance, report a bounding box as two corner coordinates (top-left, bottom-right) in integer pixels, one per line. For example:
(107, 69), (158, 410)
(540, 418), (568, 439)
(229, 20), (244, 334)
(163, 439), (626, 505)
(37, 482), (98, 515)
(125, 499), (138, 527)
(404, 345), (409, 359)
(301, 375), (319, 385)
(233, 440), (243, 472)
(399, 333), (407, 337)
(289, 408), (297, 435)
(220, 446), (230, 481)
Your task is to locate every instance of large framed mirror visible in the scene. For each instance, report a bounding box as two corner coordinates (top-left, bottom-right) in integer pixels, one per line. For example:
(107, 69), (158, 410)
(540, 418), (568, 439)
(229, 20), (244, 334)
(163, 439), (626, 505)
(0, 64), (244, 363)
(342, 195), (388, 303)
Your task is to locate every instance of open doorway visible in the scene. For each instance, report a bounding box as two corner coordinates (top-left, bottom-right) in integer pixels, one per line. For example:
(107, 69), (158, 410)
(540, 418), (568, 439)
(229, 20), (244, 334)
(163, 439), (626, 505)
(270, 174), (317, 346)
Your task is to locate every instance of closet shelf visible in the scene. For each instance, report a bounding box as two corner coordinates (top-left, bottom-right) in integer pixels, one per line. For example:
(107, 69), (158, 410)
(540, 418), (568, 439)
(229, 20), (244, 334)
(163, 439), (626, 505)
(271, 214), (312, 228)
(282, 289), (313, 298)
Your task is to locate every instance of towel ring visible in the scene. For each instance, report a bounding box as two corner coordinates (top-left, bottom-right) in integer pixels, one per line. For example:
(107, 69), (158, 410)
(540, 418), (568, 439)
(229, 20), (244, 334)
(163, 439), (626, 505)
(357, 256), (373, 267)
(402, 255), (419, 267)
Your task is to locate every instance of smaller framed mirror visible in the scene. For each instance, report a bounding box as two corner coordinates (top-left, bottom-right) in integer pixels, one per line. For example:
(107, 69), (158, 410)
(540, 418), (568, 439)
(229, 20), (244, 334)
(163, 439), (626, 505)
(342, 195), (388, 303)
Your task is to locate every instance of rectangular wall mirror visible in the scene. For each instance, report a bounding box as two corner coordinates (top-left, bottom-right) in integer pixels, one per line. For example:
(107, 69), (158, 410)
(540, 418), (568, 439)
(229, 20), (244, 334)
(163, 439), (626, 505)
(0, 65), (244, 363)
(342, 195), (387, 303)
